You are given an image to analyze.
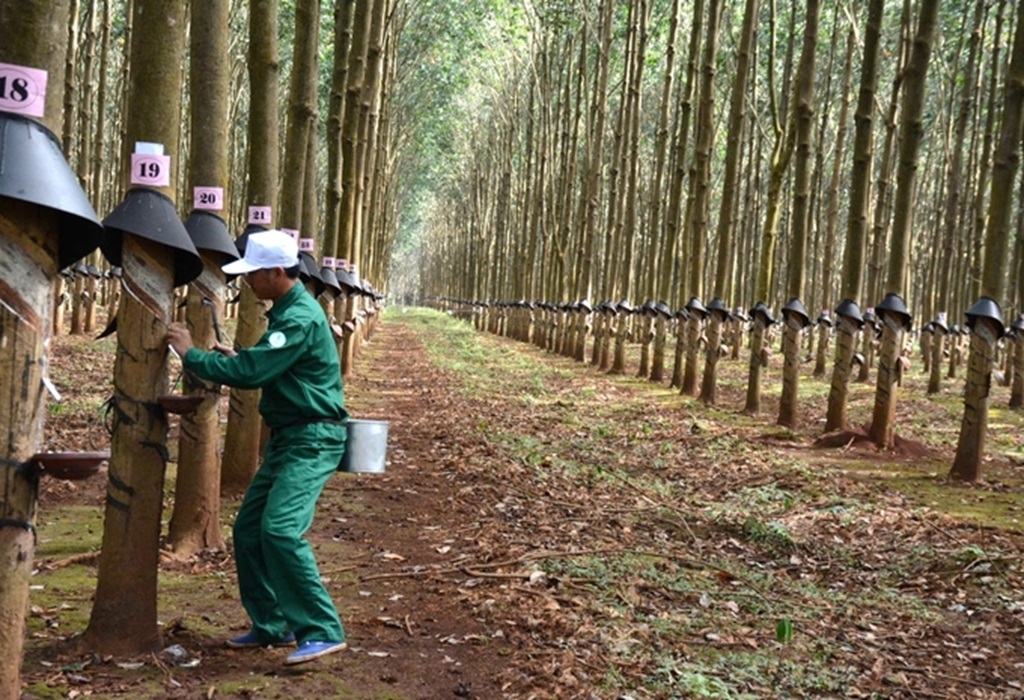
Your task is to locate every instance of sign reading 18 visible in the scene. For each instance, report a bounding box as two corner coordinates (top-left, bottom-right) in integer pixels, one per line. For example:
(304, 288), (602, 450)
(0, 76), (30, 102)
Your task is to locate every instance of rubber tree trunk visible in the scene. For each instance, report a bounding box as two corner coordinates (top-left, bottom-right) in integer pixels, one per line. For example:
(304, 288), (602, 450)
(167, 0), (230, 556)
(651, 316), (667, 381)
(599, 319), (613, 371)
(53, 276), (67, 334)
(869, 320), (904, 449)
(824, 317), (860, 432)
(670, 320), (686, 388)
(221, 284), (265, 492)
(699, 315), (724, 404)
(947, 335), (960, 378)
(84, 0), (187, 655)
(813, 324), (830, 376)
(681, 316), (701, 395)
(221, 0), (278, 493)
(0, 202), (58, 700)
(920, 329), (932, 374)
(637, 316), (653, 377)
(85, 237), (175, 654)
(858, 328), (874, 382)
(610, 319), (628, 375)
(744, 319), (768, 415)
(167, 259), (226, 555)
(1010, 336), (1023, 409)
(927, 330), (946, 394)
(777, 319), (803, 428)
(590, 316), (605, 365)
(950, 321), (999, 480)
(70, 272), (85, 333)
(84, 272), (98, 332)
(951, 0), (1024, 479)
(0, 1), (90, 692)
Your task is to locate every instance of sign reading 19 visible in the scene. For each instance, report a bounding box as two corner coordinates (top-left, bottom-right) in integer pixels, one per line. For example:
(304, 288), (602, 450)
(130, 153), (171, 186)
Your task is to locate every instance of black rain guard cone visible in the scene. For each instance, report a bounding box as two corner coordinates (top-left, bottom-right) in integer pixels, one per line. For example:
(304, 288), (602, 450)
(102, 188), (201, 287)
(320, 266), (341, 295)
(833, 298), (863, 328)
(1012, 315), (1024, 333)
(0, 113), (104, 268)
(781, 298), (812, 329)
(335, 266), (359, 292)
(298, 251), (325, 297)
(233, 223), (269, 257)
(874, 292), (912, 331)
(965, 296), (1004, 337)
(706, 297), (729, 321)
(184, 210), (240, 262)
(749, 301), (776, 326)
(686, 296), (709, 319)
(654, 301), (672, 319)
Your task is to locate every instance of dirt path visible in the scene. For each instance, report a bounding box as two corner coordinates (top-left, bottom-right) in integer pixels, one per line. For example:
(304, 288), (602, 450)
(314, 318), (516, 699)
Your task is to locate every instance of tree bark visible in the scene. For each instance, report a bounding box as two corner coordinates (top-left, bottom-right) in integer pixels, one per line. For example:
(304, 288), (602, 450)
(869, 0), (940, 449)
(84, 0), (188, 654)
(825, 316), (859, 431)
(0, 202), (58, 700)
(744, 319), (768, 415)
(221, 0), (278, 493)
(681, 0), (721, 393)
(951, 0), (1024, 480)
(777, 0), (821, 428)
(167, 0), (231, 557)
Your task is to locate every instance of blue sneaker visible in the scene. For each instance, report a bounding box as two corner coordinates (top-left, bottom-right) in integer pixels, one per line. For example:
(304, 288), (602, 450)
(283, 640), (348, 665)
(225, 630), (296, 649)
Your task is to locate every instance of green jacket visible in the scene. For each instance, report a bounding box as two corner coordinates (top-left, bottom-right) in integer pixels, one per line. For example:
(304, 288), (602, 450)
(184, 282), (346, 429)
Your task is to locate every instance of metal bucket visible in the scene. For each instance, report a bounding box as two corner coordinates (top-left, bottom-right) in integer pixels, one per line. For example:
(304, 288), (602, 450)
(340, 419), (389, 473)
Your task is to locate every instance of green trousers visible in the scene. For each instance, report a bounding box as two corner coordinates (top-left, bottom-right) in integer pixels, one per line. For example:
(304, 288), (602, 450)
(233, 422), (346, 644)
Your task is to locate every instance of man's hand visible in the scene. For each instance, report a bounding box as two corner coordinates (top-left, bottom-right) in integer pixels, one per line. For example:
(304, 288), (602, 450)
(212, 341), (237, 357)
(165, 324), (195, 357)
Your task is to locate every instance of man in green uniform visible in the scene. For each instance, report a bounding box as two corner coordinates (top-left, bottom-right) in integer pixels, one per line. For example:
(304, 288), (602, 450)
(166, 229), (348, 665)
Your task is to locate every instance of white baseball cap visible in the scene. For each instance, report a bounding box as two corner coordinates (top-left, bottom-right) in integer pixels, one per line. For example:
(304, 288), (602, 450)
(222, 229), (300, 275)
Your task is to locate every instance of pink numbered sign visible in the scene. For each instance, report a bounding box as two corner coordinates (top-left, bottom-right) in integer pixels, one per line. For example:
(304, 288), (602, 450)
(282, 228), (299, 241)
(248, 206), (272, 225)
(130, 153), (171, 187)
(337, 259), (348, 271)
(322, 256), (336, 269)
(194, 186), (224, 211)
(0, 63), (48, 118)
(299, 238), (315, 252)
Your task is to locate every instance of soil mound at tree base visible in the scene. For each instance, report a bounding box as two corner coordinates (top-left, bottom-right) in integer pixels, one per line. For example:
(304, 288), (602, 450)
(814, 425), (934, 459)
